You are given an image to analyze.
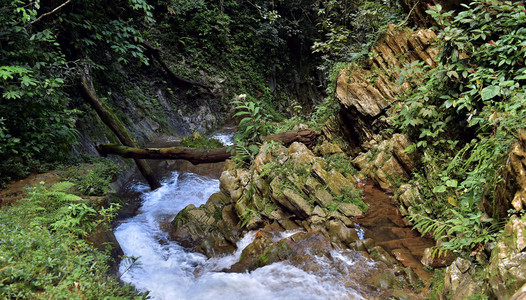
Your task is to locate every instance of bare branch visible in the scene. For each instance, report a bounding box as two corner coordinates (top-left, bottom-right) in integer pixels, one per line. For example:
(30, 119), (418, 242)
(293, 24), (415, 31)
(398, 0), (420, 27)
(31, 0), (73, 24)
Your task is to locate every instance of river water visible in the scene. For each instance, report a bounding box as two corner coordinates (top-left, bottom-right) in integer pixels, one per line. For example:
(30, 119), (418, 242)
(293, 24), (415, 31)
(113, 171), (381, 299)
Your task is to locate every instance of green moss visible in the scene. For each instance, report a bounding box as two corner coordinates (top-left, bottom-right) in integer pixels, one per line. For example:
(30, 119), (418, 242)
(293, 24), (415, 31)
(324, 155), (357, 177)
(334, 186), (368, 212)
(255, 240), (292, 268)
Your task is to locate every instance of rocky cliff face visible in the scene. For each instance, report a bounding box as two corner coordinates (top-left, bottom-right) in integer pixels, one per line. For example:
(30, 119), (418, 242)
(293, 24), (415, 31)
(333, 24), (437, 150)
(74, 64), (227, 157)
(324, 25), (437, 192)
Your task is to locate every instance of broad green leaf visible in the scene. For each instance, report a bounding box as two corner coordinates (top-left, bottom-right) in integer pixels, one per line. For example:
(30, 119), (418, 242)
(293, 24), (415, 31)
(446, 179), (458, 188)
(433, 185), (447, 193)
(480, 85), (500, 100)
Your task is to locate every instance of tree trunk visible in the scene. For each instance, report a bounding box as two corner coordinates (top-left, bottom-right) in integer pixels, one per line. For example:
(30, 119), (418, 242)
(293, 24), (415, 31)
(79, 64), (161, 190)
(97, 129), (321, 163)
(98, 145), (231, 164)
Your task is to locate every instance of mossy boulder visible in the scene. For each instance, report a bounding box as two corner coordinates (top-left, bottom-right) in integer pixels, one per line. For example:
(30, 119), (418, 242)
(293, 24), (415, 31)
(171, 192), (241, 257)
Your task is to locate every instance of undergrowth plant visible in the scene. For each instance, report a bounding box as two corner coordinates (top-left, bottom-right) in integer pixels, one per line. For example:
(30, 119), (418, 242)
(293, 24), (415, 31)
(59, 158), (122, 196)
(230, 94), (282, 166)
(0, 181), (140, 299)
(395, 1), (526, 257)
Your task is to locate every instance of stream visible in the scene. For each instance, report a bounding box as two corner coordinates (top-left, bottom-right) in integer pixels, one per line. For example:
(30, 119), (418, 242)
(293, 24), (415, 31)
(114, 170), (380, 299)
(113, 132), (430, 299)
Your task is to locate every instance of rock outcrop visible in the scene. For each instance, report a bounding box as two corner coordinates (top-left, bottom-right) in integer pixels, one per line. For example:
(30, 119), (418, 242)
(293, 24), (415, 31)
(508, 131), (526, 214)
(170, 141), (367, 255)
(352, 133), (417, 191)
(488, 214), (526, 299)
(483, 131), (526, 298)
(334, 24), (437, 149)
(171, 192), (242, 257)
(440, 257), (485, 299)
(323, 25), (437, 192)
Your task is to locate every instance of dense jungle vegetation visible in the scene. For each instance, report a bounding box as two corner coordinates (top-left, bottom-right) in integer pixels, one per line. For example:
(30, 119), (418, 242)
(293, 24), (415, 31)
(0, 0), (402, 297)
(1, 0), (526, 298)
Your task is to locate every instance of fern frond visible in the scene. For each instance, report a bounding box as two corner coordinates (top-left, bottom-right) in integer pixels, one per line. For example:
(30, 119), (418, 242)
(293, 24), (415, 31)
(49, 181), (76, 192)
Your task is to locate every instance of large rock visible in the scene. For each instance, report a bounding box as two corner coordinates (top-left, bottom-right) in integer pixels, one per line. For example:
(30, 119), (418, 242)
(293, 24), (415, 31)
(420, 247), (454, 268)
(171, 192), (242, 257)
(351, 134), (416, 192)
(172, 139), (368, 257)
(489, 215), (526, 299)
(338, 203), (363, 218)
(335, 25), (437, 147)
(441, 258), (484, 299)
(281, 188), (312, 219)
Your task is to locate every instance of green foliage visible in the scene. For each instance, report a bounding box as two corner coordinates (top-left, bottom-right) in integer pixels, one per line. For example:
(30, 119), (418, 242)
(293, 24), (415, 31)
(233, 96), (277, 144)
(180, 132), (224, 150)
(395, 1), (526, 256)
(324, 154), (358, 178)
(59, 159), (122, 196)
(334, 186), (368, 212)
(396, 1), (526, 147)
(313, 0), (403, 70)
(0, 0), (156, 186)
(151, 0), (317, 97)
(0, 181), (140, 298)
(0, 2), (78, 185)
(427, 269), (447, 300)
(230, 94), (283, 166)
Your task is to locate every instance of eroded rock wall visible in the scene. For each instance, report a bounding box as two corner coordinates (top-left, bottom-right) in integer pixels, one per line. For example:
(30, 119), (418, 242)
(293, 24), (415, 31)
(334, 24), (437, 149)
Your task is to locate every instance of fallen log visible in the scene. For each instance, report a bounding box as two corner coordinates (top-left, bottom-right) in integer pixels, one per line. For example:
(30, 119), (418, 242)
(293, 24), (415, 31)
(98, 145), (231, 165)
(97, 129), (321, 163)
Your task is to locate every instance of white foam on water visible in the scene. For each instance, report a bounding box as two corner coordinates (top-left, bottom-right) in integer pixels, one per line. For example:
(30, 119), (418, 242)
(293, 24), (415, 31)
(354, 223), (365, 240)
(211, 132), (235, 146)
(114, 171), (366, 300)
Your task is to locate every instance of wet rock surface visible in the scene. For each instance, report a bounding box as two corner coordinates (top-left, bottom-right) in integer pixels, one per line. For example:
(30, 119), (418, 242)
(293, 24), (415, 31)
(171, 141), (366, 253)
(171, 192), (242, 257)
(355, 181), (435, 284)
(228, 228), (425, 299)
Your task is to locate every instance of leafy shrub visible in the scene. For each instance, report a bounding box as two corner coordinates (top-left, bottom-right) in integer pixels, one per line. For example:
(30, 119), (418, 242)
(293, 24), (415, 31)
(395, 1), (526, 256)
(60, 159), (122, 196)
(230, 94), (282, 166)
